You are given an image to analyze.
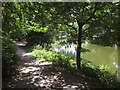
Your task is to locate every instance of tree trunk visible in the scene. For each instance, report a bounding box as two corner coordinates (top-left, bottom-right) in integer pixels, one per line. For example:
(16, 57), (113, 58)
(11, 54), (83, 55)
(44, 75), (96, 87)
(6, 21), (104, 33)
(76, 20), (84, 70)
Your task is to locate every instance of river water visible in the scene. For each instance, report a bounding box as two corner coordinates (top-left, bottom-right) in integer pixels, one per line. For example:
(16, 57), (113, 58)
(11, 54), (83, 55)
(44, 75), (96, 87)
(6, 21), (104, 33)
(52, 43), (119, 74)
(82, 43), (119, 73)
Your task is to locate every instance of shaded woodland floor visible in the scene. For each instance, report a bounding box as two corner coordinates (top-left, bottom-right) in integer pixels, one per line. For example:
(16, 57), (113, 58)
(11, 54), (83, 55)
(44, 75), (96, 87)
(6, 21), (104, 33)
(3, 42), (106, 90)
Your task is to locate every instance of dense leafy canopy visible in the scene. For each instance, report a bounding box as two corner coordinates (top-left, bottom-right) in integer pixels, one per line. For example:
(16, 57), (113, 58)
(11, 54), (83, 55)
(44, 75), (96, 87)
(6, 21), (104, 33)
(2, 2), (119, 79)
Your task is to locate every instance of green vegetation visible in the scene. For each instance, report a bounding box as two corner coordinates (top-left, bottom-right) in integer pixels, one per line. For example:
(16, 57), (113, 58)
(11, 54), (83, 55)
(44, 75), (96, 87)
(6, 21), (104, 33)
(2, 37), (18, 80)
(2, 2), (120, 88)
(25, 31), (53, 47)
(30, 45), (75, 68)
(30, 45), (120, 88)
(2, 3), (19, 80)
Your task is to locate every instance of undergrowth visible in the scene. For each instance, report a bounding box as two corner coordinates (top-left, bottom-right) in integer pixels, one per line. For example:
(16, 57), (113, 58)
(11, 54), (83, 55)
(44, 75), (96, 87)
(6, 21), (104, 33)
(30, 45), (120, 88)
(2, 37), (19, 81)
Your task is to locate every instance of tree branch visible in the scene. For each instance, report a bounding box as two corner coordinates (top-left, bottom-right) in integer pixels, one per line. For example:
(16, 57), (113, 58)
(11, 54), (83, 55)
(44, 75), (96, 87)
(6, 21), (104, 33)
(65, 23), (77, 32)
(86, 3), (98, 22)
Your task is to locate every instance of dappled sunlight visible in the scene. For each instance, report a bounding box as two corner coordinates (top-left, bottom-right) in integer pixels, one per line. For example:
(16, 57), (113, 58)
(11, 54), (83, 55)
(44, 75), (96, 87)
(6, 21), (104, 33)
(16, 41), (27, 46)
(3, 2), (120, 89)
(20, 66), (40, 74)
(24, 61), (52, 67)
(22, 52), (32, 57)
(5, 59), (99, 89)
(3, 45), (105, 89)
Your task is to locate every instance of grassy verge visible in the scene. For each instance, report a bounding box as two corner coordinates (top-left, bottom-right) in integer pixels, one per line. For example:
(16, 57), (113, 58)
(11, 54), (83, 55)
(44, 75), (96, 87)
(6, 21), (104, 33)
(29, 45), (120, 88)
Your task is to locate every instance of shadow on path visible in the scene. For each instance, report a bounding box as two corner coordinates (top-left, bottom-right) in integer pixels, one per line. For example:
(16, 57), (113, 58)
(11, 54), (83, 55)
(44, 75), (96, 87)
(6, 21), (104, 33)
(3, 42), (104, 89)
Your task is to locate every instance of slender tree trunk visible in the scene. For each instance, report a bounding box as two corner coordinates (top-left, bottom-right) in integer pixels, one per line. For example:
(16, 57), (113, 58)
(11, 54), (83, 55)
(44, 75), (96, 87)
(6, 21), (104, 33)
(76, 20), (84, 70)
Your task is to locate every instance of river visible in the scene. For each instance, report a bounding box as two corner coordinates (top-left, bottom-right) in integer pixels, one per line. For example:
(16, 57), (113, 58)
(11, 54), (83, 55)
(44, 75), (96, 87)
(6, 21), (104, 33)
(82, 43), (119, 73)
(52, 42), (119, 74)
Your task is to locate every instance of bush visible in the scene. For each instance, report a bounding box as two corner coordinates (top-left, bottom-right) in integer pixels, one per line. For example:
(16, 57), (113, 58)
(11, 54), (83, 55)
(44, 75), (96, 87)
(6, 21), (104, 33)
(25, 31), (53, 48)
(81, 59), (120, 88)
(31, 45), (75, 68)
(30, 45), (120, 88)
(2, 37), (18, 80)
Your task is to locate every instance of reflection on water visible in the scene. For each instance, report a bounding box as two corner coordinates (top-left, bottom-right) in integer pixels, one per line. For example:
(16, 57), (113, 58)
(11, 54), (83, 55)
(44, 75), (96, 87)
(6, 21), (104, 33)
(52, 43), (119, 73)
(52, 44), (76, 57)
(82, 43), (119, 73)
(113, 62), (118, 68)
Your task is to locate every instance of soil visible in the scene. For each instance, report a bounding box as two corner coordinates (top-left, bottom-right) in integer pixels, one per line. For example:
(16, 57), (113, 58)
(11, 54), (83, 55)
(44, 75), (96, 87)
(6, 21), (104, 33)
(2, 42), (105, 90)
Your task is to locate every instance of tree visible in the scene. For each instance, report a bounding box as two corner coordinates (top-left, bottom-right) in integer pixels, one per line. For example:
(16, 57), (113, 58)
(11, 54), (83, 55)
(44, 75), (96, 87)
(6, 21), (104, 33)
(2, 2), (119, 72)
(87, 2), (120, 47)
(2, 2), (21, 79)
(43, 2), (119, 70)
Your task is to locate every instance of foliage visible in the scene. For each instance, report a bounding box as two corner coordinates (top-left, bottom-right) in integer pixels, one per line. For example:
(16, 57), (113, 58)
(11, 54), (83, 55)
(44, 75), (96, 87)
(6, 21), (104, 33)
(42, 2), (120, 69)
(25, 31), (53, 47)
(31, 45), (76, 68)
(2, 2), (20, 80)
(2, 2), (120, 84)
(87, 2), (120, 46)
(81, 60), (120, 88)
(2, 36), (18, 80)
(2, 2), (25, 40)
(30, 45), (120, 88)
(2, 2), (119, 71)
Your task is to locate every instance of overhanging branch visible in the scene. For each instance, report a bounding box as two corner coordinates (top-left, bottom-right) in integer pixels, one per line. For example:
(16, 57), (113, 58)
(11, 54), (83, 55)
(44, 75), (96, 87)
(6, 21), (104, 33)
(65, 23), (77, 32)
(86, 3), (98, 22)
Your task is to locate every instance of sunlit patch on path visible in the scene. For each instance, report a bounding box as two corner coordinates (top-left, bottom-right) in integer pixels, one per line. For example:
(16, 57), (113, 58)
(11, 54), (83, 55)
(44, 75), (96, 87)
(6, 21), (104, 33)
(3, 42), (104, 89)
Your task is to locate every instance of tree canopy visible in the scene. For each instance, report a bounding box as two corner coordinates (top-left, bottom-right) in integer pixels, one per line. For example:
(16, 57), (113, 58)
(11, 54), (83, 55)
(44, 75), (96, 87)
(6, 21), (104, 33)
(2, 2), (120, 75)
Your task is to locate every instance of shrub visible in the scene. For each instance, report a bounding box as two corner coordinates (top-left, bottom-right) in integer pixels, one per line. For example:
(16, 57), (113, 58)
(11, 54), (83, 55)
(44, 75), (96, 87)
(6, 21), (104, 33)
(25, 31), (53, 47)
(81, 59), (120, 88)
(2, 37), (18, 80)
(30, 45), (120, 88)
(31, 45), (75, 68)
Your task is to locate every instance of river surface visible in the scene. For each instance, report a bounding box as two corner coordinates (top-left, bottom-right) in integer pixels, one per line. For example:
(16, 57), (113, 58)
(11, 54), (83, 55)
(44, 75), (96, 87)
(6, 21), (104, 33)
(82, 43), (119, 73)
(52, 43), (119, 74)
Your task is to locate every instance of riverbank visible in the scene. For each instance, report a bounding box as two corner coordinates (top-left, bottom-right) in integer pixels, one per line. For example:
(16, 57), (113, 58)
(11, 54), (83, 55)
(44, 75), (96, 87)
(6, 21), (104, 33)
(3, 43), (119, 89)
(29, 44), (120, 88)
(53, 41), (119, 74)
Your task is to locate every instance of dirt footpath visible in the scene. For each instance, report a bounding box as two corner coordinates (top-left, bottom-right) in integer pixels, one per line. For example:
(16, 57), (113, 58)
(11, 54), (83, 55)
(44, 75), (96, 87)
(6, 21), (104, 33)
(3, 43), (104, 89)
